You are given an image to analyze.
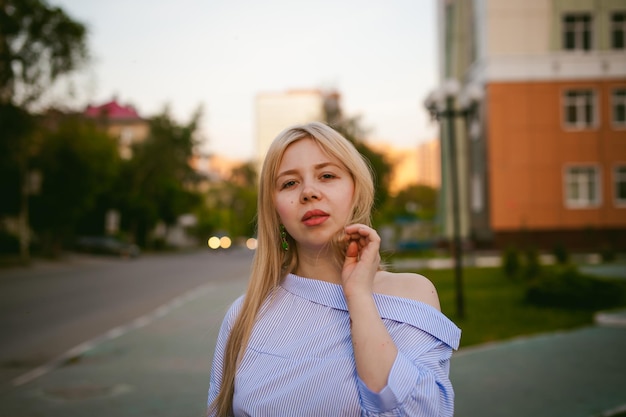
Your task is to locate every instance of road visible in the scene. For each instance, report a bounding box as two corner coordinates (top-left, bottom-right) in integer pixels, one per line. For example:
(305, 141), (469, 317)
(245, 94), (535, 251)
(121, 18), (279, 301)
(1, 250), (624, 417)
(0, 249), (253, 389)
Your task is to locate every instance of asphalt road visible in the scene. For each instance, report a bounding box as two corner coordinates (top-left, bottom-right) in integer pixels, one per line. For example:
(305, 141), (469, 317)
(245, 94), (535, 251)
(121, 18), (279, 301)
(1, 251), (624, 417)
(0, 248), (254, 389)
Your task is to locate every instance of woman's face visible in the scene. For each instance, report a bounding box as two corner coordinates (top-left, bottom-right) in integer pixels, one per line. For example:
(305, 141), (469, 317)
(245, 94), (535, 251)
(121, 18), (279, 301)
(274, 138), (355, 252)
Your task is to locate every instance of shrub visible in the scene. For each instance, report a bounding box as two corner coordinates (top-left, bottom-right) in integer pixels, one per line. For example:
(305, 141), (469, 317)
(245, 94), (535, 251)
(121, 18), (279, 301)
(523, 247), (541, 279)
(0, 231), (19, 254)
(525, 266), (626, 310)
(502, 246), (520, 278)
(600, 245), (616, 263)
(552, 243), (569, 265)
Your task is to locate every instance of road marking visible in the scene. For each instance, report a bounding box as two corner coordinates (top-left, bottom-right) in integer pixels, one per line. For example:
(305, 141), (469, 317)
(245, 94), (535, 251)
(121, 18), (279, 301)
(12, 281), (217, 387)
(594, 404), (626, 417)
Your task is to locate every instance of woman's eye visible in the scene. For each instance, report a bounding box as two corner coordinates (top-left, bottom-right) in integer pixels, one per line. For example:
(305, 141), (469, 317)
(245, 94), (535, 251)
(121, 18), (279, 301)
(281, 180), (297, 189)
(321, 173), (336, 180)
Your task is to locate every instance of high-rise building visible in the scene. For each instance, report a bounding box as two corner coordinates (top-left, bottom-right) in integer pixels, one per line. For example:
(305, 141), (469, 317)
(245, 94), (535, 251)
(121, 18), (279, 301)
(255, 89), (328, 168)
(369, 139), (441, 195)
(435, 0), (626, 249)
(416, 139), (441, 189)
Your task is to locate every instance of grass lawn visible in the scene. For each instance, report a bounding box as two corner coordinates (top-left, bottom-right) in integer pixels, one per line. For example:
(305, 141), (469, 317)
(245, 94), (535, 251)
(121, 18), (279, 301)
(407, 266), (601, 348)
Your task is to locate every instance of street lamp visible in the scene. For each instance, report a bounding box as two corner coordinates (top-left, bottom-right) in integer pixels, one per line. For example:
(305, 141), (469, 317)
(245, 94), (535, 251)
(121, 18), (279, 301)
(424, 79), (483, 319)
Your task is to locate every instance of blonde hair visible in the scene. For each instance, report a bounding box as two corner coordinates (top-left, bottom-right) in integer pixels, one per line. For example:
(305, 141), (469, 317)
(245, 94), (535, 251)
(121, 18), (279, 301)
(210, 122), (375, 416)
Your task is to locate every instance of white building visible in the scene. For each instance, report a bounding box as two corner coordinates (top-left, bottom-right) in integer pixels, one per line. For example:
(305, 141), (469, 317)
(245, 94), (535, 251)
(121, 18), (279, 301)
(255, 89), (328, 167)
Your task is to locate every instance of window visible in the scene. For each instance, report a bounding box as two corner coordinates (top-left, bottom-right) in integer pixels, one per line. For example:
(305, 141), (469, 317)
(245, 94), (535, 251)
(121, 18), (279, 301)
(563, 13), (592, 51)
(612, 89), (626, 127)
(615, 165), (626, 206)
(120, 128), (134, 145)
(565, 166), (600, 208)
(471, 173), (483, 213)
(563, 89), (596, 129)
(611, 12), (626, 49)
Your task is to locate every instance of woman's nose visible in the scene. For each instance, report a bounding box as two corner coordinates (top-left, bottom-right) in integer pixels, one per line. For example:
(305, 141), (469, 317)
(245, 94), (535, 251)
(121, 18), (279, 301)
(300, 184), (320, 202)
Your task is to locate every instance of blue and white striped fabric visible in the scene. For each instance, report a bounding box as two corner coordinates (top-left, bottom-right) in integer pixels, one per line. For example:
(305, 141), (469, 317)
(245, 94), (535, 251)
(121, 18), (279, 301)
(208, 273), (461, 417)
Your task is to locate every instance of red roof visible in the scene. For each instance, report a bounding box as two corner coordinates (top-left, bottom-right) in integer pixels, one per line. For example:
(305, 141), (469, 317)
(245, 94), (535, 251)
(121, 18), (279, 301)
(84, 99), (141, 120)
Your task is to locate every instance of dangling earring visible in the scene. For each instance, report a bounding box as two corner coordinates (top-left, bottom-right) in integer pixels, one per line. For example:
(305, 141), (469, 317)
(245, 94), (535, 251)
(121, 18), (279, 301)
(280, 225), (289, 251)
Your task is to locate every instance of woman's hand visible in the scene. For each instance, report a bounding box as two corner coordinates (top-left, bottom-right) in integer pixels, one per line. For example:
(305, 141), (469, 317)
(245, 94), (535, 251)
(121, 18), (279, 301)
(341, 225), (397, 393)
(341, 224), (381, 299)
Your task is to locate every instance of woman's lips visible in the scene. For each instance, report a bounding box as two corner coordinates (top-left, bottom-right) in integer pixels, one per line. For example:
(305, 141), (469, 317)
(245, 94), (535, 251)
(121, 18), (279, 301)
(301, 210), (329, 226)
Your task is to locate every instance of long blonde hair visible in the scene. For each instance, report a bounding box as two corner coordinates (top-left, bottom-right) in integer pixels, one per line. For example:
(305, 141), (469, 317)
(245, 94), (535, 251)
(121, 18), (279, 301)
(210, 122), (375, 416)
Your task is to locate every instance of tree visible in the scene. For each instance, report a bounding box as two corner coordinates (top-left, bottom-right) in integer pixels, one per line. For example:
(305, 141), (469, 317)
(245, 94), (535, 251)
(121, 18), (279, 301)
(0, 103), (35, 255)
(0, 103), (34, 215)
(194, 162), (259, 242)
(230, 161), (257, 188)
(322, 94), (392, 219)
(29, 117), (120, 255)
(0, 0), (88, 107)
(114, 106), (203, 247)
(380, 184), (439, 223)
(0, 0), (88, 261)
(227, 162), (258, 238)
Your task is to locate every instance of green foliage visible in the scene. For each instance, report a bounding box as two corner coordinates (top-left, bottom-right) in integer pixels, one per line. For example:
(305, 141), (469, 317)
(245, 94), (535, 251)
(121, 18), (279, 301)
(525, 266), (626, 310)
(29, 117), (120, 254)
(414, 267), (598, 348)
(552, 243), (569, 265)
(378, 184), (438, 224)
(502, 246), (542, 280)
(199, 169), (258, 240)
(502, 246), (521, 278)
(230, 185), (258, 238)
(322, 92), (438, 228)
(230, 161), (257, 187)
(523, 246), (541, 279)
(354, 141), (392, 210)
(191, 206), (219, 243)
(0, 103), (35, 215)
(323, 101), (392, 214)
(600, 245), (617, 263)
(0, 0), (88, 259)
(0, 0), (210, 254)
(113, 106), (203, 246)
(0, 230), (19, 254)
(0, 0), (88, 107)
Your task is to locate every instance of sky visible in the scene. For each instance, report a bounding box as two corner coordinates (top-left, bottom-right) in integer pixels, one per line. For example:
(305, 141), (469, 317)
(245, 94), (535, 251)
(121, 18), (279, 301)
(51, 0), (440, 161)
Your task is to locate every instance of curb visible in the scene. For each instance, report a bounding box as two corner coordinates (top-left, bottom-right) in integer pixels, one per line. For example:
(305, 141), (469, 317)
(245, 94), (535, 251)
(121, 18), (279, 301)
(594, 309), (626, 327)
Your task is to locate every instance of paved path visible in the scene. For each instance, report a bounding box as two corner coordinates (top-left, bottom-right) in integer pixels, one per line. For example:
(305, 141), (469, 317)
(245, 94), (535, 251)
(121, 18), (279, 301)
(0, 269), (249, 417)
(451, 324), (626, 417)
(1, 271), (625, 416)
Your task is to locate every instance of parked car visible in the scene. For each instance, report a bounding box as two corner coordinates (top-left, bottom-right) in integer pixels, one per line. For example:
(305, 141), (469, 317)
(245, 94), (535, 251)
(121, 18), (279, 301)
(75, 236), (141, 258)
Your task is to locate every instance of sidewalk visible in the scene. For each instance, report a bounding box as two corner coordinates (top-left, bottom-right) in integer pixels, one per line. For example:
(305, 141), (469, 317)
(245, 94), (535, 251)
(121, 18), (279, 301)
(0, 273), (249, 417)
(1, 274), (625, 416)
(391, 253), (626, 276)
(451, 322), (626, 417)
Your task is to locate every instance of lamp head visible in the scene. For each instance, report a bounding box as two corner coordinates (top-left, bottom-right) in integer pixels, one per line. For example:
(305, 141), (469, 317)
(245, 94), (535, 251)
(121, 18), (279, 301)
(458, 82), (484, 111)
(442, 78), (461, 98)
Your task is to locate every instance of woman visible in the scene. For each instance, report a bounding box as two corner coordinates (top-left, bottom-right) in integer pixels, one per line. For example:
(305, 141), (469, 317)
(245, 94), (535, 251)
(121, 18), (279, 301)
(208, 122), (461, 417)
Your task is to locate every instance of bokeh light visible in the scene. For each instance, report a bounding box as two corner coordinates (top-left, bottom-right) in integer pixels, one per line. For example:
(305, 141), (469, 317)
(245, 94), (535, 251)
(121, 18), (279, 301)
(208, 236), (221, 249)
(219, 236), (232, 249)
(246, 238), (257, 250)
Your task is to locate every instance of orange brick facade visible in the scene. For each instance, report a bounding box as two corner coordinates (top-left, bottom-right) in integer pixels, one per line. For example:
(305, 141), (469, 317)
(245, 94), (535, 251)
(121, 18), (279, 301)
(486, 80), (626, 248)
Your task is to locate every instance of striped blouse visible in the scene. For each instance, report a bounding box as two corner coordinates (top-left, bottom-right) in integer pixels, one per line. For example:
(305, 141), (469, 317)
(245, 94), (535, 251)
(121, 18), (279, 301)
(208, 273), (461, 417)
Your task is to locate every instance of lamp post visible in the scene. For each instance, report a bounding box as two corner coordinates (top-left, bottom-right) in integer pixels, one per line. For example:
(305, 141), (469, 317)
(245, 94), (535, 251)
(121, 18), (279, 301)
(424, 79), (482, 319)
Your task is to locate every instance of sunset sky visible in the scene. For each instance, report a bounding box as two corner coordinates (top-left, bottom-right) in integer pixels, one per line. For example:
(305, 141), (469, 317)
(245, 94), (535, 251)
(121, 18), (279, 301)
(52, 0), (440, 161)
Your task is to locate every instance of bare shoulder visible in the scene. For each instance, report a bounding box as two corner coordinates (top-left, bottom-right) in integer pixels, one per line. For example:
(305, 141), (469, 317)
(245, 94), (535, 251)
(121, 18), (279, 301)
(373, 270), (441, 311)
